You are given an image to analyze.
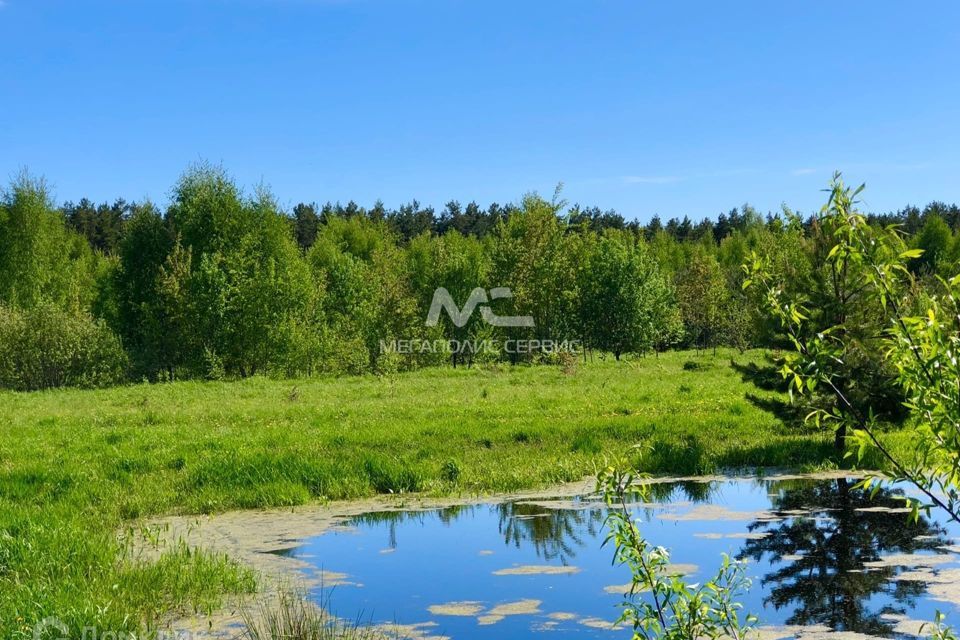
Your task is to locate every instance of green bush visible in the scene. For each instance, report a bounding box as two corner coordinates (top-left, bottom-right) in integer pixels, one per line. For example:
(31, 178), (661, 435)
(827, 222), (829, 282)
(0, 303), (128, 390)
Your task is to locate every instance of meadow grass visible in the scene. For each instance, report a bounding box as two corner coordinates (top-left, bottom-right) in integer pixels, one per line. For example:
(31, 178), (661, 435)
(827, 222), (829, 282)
(240, 590), (381, 640)
(0, 349), (906, 638)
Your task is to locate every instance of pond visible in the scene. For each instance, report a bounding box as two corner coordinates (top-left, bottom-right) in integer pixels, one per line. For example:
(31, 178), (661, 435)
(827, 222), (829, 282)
(278, 476), (960, 640)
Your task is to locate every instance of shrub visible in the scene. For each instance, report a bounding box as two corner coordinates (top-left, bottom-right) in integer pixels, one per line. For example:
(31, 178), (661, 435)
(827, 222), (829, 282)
(0, 303), (127, 390)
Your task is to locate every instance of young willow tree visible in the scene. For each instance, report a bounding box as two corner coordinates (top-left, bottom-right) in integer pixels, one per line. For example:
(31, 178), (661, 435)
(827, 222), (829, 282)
(0, 173), (127, 390)
(580, 232), (681, 359)
(489, 192), (583, 351)
(308, 214), (424, 373)
(113, 201), (175, 377)
(0, 172), (99, 312)
(598, 461), (756, 640)
(119, 164), (316, 379)
(675, 250), (729, 353)
(407, 230), (492, 366)
(745, 173), (960, 522)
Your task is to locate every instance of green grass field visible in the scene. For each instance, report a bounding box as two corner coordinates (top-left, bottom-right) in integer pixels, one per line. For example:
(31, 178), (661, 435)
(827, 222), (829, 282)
(0, 350), (906, 638)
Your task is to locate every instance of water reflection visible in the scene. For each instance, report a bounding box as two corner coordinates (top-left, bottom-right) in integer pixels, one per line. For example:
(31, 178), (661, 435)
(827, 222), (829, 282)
(646, 478), (719, 504)
(289, 476), (959, 640)
(351, 502), (607, 562)
(345, 481), (717, 564)
(351, 504), (476, 549)
(739, 477), (951, 636)
(496, 502), (603, 563)
(493, 481), (719, 564)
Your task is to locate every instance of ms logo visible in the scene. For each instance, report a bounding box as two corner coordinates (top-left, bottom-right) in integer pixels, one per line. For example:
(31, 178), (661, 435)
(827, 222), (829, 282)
(426, 287), (534, 328)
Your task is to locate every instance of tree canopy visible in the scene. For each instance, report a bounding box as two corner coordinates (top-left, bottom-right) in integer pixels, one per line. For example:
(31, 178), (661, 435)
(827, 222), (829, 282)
(2, 164), (960, 391)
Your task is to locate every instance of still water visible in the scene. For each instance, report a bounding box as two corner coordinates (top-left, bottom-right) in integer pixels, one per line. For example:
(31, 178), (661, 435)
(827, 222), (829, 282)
(281, 477), (960, 639)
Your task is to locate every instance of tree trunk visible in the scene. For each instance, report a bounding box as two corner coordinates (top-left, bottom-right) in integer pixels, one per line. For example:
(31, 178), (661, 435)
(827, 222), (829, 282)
(834, 422), (847, 452)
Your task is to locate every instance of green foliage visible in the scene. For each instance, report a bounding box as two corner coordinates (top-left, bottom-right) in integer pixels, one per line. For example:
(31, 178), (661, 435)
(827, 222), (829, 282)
(675, 250), (730, 351)
(114, 166), (320, 379)
(598, 463), (756, 640)
(489, 193), (582, 347)
(746, 172), (960, 640)
(166, 162), (247, 258)
(580, 232), (681, 358)
(925, 613), (959, 640)
(744, 176), (906, 448)
(746, 173), (960, 522)
(877, 278), (960, 520)
(440, 458), (462, 483)
(170, 172), (316, 377)
(62, 197), (127, 254)
(0, 166), (831, 388)
(8, 163), (960, 390)
(0, 302), (127, 390)
(911, 214), (954, 275)
(292, 202), (320, 251)
(0, 172), (100, 312)
(113, 201), (175, 376)
(407, 230), (491, 365)
(308, 215), (425, 372)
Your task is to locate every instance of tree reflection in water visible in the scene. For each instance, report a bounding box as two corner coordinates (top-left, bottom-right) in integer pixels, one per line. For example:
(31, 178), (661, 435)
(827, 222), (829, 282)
(497, 482), (718, 564)
(738, 478), (951, 636)
(351, 504), (472, 550)
(350, 502), (603, 562)
(496, 502), (603, 564)
(344, 477), (952, 637)
(349, 482), (718, 564)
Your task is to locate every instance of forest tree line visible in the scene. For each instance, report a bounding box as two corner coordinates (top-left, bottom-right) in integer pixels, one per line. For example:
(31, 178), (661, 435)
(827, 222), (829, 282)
(2, 164), (959, 391)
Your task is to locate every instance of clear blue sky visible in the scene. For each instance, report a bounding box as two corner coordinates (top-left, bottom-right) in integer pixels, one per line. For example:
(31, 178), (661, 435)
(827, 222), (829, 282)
(2, 1), (958, 221)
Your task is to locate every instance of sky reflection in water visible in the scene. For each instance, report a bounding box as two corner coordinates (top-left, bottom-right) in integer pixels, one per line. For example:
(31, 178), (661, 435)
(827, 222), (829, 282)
(282, 477), (960, 639)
